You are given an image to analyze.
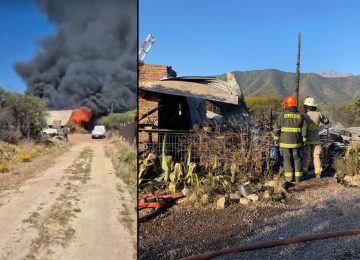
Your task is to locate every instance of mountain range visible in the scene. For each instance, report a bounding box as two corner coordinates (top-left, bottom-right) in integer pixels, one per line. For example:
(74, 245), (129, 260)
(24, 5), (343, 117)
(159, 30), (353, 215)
(317, 70), (353, 78)
(218, 69), (360, 104)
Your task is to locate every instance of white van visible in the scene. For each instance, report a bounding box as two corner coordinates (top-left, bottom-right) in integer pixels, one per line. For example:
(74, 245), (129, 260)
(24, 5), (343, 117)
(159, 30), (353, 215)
(91, 125), (106, 139)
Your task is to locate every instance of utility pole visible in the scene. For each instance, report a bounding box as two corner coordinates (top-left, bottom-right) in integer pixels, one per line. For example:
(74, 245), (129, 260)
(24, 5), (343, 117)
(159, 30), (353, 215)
(295, 32), (301, 108)
(110, 102), (114, 114)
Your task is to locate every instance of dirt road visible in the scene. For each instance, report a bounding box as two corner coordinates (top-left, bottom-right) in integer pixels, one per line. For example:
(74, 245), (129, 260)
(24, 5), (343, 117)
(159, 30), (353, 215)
(0, 135), (136, 260)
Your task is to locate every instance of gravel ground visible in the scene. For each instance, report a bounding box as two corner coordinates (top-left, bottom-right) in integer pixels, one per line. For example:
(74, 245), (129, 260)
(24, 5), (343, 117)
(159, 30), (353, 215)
(222, 178), (360, 259)
(139, 177), (360, 259)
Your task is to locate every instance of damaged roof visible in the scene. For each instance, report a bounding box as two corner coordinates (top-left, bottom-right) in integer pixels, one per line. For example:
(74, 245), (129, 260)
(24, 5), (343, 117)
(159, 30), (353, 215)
(139, 76), (239, 104)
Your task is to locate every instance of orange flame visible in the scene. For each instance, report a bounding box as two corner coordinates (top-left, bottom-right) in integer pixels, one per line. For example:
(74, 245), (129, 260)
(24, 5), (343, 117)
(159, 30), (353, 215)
(70, 107), (92, 130)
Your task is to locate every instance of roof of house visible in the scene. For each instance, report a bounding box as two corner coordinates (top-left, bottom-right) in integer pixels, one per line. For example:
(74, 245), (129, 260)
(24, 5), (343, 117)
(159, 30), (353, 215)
(139, 76), (240, 104)
(46, 110), (73, 126)
(140, 73), (251, 129)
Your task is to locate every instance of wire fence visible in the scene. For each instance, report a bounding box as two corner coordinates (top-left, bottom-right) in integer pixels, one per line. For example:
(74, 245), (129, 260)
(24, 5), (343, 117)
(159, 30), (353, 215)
(139, 128), (273, 176)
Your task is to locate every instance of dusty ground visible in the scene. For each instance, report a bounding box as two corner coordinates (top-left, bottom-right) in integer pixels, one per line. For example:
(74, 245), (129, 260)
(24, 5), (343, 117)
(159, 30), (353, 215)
(0, 134), (136, 260)
(139, 178), (360, 259)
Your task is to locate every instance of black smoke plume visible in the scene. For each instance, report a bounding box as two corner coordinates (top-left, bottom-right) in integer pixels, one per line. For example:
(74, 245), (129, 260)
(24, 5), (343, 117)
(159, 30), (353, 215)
(14, 0), (137, 115)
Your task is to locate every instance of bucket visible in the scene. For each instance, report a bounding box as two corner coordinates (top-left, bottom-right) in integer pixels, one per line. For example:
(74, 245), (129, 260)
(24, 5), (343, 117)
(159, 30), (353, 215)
(239, 182), (252, 197)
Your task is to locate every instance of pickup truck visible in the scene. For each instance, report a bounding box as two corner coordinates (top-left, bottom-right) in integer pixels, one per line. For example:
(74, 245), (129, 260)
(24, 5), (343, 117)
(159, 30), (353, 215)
(42, 127), (58, 136)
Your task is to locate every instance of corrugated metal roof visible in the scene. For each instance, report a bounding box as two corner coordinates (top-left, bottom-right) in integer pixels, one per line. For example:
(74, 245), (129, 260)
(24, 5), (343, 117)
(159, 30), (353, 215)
(140, 73), (250, 130)
(162, 73), (244, 97)
(46, 110), (73, 126)
(140, 79), (239, 104)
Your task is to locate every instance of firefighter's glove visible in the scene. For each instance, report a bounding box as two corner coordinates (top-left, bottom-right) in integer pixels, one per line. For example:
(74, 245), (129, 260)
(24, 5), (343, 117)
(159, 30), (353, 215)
(303, 137), (307, 144)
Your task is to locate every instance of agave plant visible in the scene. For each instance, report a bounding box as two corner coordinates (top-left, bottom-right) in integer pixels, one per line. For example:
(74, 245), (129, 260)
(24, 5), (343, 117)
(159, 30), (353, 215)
(169, 144), (200, 192)
(160, 135), (174, 182)
(170, 163), (184, 182)
(230, 163), (238, 184)
(138, 152), (159, 185)
(185, 162), (199, 188)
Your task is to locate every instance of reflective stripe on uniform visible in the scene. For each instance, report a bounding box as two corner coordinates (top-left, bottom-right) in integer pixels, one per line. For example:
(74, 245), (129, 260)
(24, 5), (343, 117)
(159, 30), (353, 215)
(283, 113), (301, 119)
(280, 143), (302, 148)
(306, 140), (321, 145)
(295, 172), (303, 177)
(284, 172), (293, 177)
(307, 123), (319, 131)
(273, 135), (280, 141)
(314, 167), (323, 174)
(281, 127), (301, 133)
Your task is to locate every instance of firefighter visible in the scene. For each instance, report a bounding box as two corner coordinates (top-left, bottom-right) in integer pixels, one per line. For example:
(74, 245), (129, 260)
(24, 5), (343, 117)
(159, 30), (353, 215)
(302, 97), (330, 178)
(273, 96), (307, 182)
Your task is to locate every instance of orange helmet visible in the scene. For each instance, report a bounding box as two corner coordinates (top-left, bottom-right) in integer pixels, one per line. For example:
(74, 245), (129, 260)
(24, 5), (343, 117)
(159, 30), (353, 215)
(283, 96), (297, 108)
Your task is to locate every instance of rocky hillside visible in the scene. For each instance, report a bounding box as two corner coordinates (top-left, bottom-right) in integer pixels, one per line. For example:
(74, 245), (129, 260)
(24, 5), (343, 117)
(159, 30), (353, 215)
(318, 70), (353, 78)
(218, 69), (360, 103)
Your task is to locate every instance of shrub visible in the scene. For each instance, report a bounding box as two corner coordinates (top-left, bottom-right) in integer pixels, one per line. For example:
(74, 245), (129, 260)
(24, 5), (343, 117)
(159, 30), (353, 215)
(113, 142), (136, 187)
(334, 145), (360, 178)
(75, 128), (89, 134)
(245, 96), (283, 123)
(65, 121), (77, 133)
(0, 141), (18, 161)
(0, 129), (22, 144)
(98, 110), (136, 130)
(17, 152), (35, 162)
(0, 160), (13, 173)
(118, 148), (136, 166)
(326, 95), (360, 127)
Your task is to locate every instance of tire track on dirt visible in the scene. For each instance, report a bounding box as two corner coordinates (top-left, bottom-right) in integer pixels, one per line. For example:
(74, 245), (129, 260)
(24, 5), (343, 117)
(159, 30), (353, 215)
(0, 143), (88, 259)
(22, 147), (94, 259)
(51, 143), (135, 260)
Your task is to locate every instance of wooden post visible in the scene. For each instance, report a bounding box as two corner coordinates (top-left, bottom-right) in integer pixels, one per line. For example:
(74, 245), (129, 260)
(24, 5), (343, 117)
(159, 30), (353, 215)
(296, 32), (301, 107)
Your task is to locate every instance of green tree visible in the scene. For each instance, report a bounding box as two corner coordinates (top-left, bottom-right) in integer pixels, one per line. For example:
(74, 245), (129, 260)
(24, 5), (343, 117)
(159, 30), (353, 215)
(98, 109), (136, 130)
(0, 88), (48, 141)
(245, 96), (283, 123)
(350, 95), (360, 117)
(326, 95), (360, 127)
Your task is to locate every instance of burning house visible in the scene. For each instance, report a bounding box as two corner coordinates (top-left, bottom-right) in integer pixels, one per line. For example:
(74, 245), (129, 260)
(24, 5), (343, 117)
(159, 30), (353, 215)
(14, 0), (137, 127)
(46, 110), (73, 129)
(69, 106), (93, 130)
(138, 63), (251, 156)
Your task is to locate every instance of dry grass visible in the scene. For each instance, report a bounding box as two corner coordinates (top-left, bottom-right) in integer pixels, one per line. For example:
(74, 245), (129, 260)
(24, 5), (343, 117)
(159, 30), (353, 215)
(105, 138), (136, 201)
(119, 200), (136, 235)
(0, 141), (70, 192)
(66, 147), (93, 184)
(139, 130), (274, 198)
(195, 131), (273, 182)
(105, 139), (136, 238)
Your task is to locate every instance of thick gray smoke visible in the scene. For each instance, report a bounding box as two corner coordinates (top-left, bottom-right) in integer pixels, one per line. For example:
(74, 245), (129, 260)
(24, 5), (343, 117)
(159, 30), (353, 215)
(14, 0), (137, 114)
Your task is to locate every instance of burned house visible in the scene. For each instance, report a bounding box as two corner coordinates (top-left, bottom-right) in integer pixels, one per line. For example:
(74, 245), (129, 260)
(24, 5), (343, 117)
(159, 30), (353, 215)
(138, 64), (250, 156)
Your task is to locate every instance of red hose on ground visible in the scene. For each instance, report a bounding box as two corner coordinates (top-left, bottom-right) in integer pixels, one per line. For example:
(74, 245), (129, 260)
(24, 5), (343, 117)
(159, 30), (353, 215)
(180, 228), (360, 260)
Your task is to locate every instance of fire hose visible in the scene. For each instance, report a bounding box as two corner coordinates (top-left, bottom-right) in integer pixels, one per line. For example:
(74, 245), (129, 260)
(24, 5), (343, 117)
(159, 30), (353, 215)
(139, 191), (184, 222)
(180, 228), (360, 260)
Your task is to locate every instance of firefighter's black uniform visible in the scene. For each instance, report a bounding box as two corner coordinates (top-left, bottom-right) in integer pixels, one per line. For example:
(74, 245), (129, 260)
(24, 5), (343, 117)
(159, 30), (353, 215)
(273, 107), (307, 182)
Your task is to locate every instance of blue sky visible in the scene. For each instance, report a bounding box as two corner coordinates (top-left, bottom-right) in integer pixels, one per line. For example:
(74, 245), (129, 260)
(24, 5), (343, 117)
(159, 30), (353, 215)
(0, 1), (54, 92)
(139, 0), (360, 77)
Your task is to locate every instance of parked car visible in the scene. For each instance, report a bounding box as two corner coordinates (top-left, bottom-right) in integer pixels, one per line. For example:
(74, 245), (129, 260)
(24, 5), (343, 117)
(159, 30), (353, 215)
(92, 125), (106, 139)
(42, 127), (58, 137)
